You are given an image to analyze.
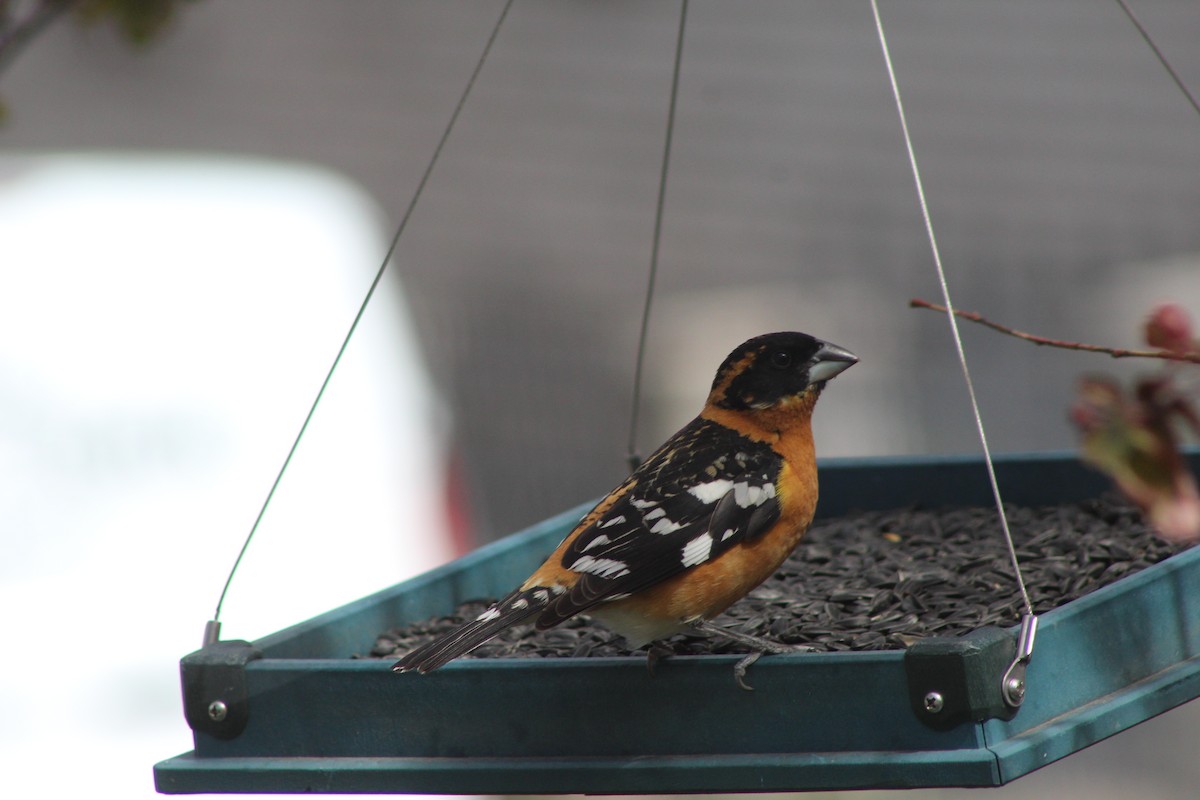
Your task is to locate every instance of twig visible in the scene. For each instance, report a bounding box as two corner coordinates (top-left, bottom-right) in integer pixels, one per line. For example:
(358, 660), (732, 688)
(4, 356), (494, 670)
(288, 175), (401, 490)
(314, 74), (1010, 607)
(910, 298), (1200, 364)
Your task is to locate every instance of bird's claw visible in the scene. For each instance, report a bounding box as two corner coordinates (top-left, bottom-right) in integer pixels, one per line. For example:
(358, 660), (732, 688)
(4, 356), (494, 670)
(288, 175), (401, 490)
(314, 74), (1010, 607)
(686, 620), (813, 689)
(733, 651), (761, 691)
(644, 642), (675, 677)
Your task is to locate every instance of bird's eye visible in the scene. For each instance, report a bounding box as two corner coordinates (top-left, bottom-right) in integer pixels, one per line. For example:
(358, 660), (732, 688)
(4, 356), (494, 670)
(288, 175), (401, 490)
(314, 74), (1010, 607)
(769, 350), (793, 369)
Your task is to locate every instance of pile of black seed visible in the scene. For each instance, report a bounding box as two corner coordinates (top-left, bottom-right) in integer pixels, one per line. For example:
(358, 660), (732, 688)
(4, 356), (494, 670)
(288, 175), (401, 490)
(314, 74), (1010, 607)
(366, 496), (1189, 661)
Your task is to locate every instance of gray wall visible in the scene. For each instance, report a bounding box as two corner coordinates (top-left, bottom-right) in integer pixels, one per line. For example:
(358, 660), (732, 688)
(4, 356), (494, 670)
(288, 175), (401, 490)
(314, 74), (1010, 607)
(4, 3), (1199, 797)
(6, 0), (1198, 537)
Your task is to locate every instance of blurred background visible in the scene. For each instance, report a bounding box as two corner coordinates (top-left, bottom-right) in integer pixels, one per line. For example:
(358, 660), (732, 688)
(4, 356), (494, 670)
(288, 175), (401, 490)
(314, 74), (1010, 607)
(1, 1), (1198, 798)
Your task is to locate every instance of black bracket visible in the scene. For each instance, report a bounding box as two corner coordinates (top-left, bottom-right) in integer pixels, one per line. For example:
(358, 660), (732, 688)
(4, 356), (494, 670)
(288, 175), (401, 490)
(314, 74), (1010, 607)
(904, 626), (1019, 731)
(181, 639), (263, 741)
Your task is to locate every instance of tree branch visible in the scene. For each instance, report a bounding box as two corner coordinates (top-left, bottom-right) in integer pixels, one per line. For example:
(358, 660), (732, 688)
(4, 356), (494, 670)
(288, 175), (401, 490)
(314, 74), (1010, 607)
(910, 297), (1200, 364)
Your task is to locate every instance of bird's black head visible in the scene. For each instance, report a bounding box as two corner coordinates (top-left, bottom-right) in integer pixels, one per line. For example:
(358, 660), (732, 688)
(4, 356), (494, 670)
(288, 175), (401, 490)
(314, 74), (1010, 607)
(708, 332), (857, 411)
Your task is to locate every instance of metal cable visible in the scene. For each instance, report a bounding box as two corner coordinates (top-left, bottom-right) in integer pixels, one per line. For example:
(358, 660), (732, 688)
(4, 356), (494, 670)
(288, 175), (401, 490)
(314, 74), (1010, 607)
(627, 0), (689, 471)
(206, 0), (516, 642)
(870, 0), (1034, 618)
(1114, 0), (1200, 119)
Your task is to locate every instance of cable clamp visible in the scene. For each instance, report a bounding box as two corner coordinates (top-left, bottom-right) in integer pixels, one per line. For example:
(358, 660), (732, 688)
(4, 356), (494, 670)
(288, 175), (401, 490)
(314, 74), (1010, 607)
(1001, 614), (1038, 707)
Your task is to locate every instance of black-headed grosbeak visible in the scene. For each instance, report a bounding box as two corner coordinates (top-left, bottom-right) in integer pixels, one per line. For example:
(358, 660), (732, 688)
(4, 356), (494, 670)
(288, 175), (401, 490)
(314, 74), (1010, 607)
(394, 331), (856, 687)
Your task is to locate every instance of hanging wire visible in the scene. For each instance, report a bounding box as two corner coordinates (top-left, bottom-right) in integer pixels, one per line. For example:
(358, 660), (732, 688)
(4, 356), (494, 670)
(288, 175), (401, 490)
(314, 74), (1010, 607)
(627, 0), (689, 472)
(869, 1), (1034, 620)
(204, 0), (516, 646)
(1114, 0), (1200, 119)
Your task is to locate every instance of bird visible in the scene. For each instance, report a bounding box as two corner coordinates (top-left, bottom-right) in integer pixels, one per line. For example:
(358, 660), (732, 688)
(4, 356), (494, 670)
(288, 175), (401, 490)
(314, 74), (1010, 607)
(393, 331), (857, 688)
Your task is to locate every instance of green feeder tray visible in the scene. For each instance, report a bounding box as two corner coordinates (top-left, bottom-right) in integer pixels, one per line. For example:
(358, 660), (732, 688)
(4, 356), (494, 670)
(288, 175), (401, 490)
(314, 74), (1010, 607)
(154, 452), (1200, 794)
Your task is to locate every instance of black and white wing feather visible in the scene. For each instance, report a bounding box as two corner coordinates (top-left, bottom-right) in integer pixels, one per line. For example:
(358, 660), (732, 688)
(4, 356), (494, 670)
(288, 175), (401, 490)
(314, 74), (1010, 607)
(539, 416), (782, 627)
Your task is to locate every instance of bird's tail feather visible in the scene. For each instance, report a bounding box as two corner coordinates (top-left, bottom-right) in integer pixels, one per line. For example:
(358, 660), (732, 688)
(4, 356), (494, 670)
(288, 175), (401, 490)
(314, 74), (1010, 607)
(391, 587), (549, 673)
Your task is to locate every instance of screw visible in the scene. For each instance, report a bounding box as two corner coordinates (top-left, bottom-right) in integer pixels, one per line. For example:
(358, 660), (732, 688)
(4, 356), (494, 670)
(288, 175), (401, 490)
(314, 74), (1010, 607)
(207, 700), (228, 722)
(1006, 676), (1026, 702)
(923, 691), (945, 714)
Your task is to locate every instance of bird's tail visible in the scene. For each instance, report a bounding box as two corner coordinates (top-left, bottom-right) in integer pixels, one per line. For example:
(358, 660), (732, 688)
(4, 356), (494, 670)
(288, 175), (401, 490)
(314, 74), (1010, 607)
(391, 587), (551, 673)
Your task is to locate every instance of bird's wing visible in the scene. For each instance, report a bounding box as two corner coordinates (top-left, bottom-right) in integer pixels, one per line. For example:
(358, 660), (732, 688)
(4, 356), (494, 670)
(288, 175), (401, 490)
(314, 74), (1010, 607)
(538, 416), (782, 627)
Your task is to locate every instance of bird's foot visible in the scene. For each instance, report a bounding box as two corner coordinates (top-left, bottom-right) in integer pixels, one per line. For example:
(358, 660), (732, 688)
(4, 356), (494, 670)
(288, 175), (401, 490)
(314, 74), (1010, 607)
(690, 620), (812, 690)
(644, 642), (676, 677)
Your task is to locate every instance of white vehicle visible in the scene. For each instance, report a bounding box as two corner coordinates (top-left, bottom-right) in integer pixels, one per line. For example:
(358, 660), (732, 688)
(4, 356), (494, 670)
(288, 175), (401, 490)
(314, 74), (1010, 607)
(0, 153), (461, 798)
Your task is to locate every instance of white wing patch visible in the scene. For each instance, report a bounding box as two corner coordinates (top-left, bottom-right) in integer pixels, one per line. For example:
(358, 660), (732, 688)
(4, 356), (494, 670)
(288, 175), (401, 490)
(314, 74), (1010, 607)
(681, 532), (714, 567)
(598, 515), (626, 529)
(570, 554), (631, 579)
(733, 480), (776, 508)
(688, 478), (734, 505)
(649, 516), (686, 535)
(581, 534), (612, 551)
(475, 606), (502, 622)
(638, 502), (686, 534)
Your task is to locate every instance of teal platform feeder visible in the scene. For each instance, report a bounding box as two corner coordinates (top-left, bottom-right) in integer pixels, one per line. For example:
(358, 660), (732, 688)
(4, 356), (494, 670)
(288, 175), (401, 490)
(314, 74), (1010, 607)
(154, 452), (1200, 794)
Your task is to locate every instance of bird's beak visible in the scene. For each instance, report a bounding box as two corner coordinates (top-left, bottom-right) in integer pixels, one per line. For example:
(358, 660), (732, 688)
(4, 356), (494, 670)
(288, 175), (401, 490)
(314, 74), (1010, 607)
(808, 341), (858, 383)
